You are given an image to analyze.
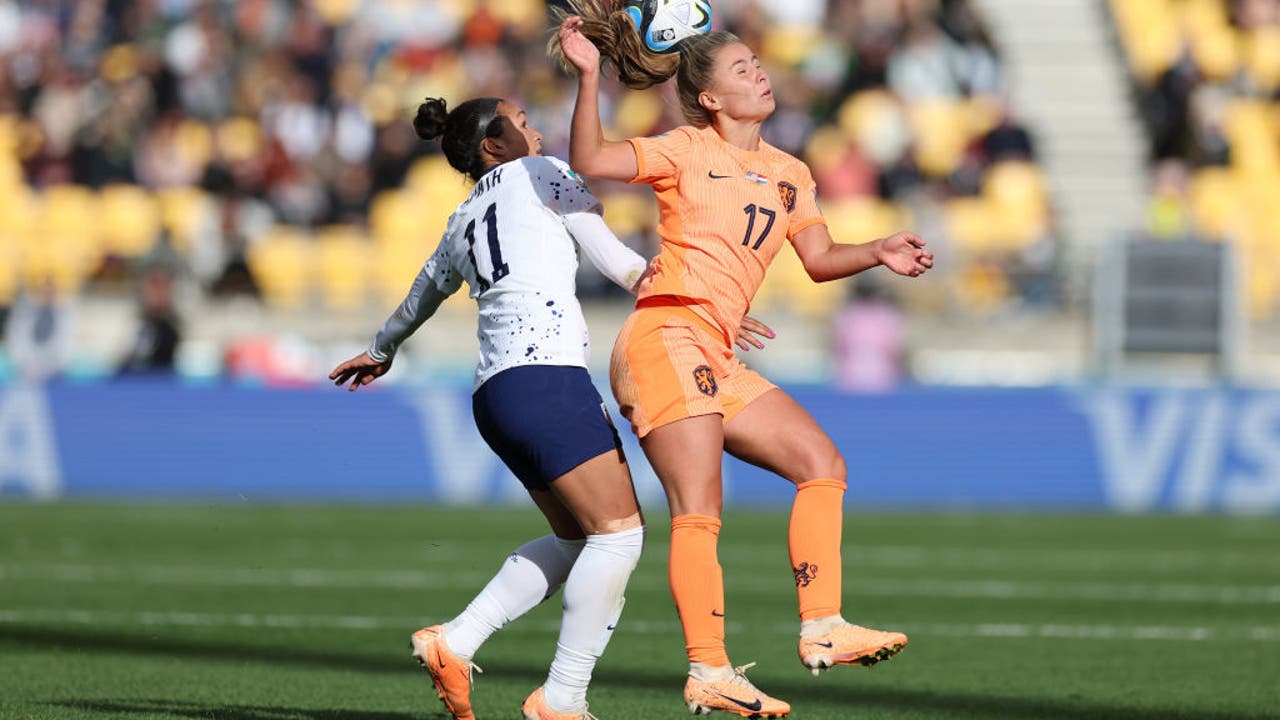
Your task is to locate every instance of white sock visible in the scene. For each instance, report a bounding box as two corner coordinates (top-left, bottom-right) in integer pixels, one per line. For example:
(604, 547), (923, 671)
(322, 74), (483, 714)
(543, 525), (645, 712)
(800, 613), (848, 638)
(442, 534), (585, 659)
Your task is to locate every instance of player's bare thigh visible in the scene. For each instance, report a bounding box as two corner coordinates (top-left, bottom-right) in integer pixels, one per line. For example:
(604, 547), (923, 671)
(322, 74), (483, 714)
(723, 388), (846, 485)
(639, 413), (727, 518)
(534, 449), (643, 537)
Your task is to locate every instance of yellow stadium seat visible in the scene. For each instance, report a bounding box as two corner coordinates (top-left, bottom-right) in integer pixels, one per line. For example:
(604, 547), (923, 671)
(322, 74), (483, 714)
(907, 100), (972, 178)
(1189, 167), (1244, 240)
(1188, 23), (1239, 81)
(824, 197), (906, 244)
(370, 189), (422, 248)
(610, 91), (664, 137)
(373, 240), (426, 308)
(600, 192), (654, 236)
(36, 185), (101, 272)
(1243, 27), (1280, 92)
(1225, 100), (1280, 178)
(837, 90), (907, 165)
(982, 161), (1049, 248)
(247, 226), (311, 308)
(215, 117), (263, 164)
(945, 197), (996, 251)
(99, 184), (162, 258)
(1110, 0), (1182, 80)
(316, 225), (371, 310)
(156, 185), (212, 251)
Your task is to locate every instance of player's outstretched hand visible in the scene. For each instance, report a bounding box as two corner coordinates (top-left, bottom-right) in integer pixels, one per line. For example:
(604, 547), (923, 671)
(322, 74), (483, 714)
(329, 352), (392, 392)
(876, 231), (934, 278)
(558, 16), (601, 75)
(736, 315), (776, 352)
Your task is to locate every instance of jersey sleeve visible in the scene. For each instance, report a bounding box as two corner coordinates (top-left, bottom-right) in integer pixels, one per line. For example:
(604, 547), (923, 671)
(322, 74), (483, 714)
(530, 156), (603, 216)
(786, 161), (827, 240)
(367, 227), (462, 361)
(627, 126), (695, 185)
(564, 212), (649, 292)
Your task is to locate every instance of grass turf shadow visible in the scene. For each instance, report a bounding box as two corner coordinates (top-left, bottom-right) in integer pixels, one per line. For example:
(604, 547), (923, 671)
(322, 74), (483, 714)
(9, 626), (1276, 720)
(50, 699), (425, 720)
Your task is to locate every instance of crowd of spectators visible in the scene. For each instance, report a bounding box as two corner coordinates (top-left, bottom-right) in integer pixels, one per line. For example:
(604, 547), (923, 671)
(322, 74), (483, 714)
(0, 0), (1056, 383)
(1115, 0), (1280, 319)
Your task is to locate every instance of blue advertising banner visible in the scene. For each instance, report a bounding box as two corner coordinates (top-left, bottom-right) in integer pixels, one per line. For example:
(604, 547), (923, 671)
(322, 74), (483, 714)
(1, 382), (1278, 513)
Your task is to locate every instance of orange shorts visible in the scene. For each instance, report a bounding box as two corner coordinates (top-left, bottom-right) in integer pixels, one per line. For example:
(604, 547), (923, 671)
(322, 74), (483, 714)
(609, 300), (776, 438)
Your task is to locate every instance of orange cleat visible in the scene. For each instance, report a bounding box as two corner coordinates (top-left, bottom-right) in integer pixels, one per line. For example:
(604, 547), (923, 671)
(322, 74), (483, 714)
(410, 625), (482, 720)
(521, 686), (598, 720)
(798, 623), (908, 676)
(683, 663), (790, 718)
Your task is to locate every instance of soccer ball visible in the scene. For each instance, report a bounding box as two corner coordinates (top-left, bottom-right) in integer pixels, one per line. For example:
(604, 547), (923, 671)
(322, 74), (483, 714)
(624, 0), (713, 54)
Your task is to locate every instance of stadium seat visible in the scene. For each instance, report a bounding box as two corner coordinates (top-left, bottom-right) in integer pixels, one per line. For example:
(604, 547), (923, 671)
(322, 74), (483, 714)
(944, 197), (996, 251)
(1242, 27), (1280, 92)
(36, 185), (101, 273)
(99, 184), (162, 258)
(1225, 100), (1279, 178)
(907, 101), (972, 178)
(316, 225), (371, 310)
(247, 226), (312, 309)
(156, 185), (212, 251)
(1112, 0), (1184, 80)
(1189, 167), (1243, 241)
(982, 161), (1049, 248)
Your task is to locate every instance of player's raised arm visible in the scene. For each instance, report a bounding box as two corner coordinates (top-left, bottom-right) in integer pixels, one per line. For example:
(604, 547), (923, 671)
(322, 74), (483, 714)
(791, 223), (934, 283)
(559, 17), (639, 182)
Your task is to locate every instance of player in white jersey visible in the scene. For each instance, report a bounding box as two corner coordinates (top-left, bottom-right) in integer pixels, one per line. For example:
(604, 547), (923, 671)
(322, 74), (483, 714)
(329, 96), (772, 720)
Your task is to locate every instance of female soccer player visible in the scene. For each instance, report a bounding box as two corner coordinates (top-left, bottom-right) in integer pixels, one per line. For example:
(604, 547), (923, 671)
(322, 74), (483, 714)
(554, 10), (935, 719)
(329, 96), (773, 720)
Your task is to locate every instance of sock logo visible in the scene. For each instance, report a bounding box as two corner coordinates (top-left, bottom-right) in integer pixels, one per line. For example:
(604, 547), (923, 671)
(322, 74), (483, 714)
(793, 561), (819, 587)
(711, 609), (725, 617)
(693, 365), (718, 397)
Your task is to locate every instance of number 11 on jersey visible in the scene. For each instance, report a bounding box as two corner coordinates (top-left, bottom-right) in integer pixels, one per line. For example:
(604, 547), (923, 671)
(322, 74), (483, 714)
(465, 202), (510, 293)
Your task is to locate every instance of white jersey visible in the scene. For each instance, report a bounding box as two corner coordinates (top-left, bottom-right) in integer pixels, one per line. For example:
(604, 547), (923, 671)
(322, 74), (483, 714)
(369, 155), (647, 390)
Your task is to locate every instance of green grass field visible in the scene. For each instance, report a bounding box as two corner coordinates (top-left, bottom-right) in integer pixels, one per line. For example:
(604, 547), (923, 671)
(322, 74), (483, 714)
(2, 503), (1278, 720)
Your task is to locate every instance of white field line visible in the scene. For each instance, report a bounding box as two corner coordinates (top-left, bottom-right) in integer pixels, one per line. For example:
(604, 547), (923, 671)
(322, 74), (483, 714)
(0, 608), (1277, 645)
(24, 540), (1280, 574)
(4, 563), (1280, 605)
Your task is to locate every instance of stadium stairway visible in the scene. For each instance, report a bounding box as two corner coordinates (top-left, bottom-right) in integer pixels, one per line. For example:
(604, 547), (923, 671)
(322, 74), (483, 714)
(974, 0), (1148, 295)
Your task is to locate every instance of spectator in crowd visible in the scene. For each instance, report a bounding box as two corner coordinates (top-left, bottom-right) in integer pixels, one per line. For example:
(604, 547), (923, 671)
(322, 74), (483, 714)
(832, 278), (907, 393)
(117, 264), (182, 376)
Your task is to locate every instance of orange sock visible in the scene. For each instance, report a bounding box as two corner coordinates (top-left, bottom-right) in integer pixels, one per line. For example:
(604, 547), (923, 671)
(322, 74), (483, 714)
(669, 514), (730, 666)
(788, 478), (847, 621)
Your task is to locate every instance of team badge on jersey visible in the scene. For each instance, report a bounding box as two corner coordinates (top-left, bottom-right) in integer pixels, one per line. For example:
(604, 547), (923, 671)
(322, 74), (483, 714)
(693, 365), (718, 396)
(793, 561), (819, 587)
(777, 181), (797, 213)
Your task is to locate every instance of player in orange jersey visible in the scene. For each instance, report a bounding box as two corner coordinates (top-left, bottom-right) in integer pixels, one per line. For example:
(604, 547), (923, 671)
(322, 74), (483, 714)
(554, 7), (933, 718)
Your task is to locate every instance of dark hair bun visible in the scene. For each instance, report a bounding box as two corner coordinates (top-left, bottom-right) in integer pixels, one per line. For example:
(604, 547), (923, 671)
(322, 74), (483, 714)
(414, 98), (449, 141)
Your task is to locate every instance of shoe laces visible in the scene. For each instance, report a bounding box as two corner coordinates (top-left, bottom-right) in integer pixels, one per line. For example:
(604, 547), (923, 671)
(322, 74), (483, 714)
(463, 659), (483, 684)
(726, 661), (763, 692)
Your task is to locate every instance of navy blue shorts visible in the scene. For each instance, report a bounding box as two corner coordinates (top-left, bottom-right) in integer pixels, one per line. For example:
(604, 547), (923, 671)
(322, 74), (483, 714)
(472, 365), (624, 492)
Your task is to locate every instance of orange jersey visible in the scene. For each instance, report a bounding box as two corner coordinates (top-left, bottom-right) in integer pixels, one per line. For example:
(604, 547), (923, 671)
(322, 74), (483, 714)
(627, 124), (826, 341)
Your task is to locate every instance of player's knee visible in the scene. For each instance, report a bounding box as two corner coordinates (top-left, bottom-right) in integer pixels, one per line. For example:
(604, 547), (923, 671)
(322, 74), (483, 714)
(794, 446), (845, 485)
(588, 511), (644, 535)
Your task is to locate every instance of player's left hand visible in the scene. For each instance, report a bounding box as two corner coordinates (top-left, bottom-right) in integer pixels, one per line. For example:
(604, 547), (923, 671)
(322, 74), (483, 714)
(736, 315), (776, 352)
(329, 352), (393, 392)
(876, 231), (933, 278)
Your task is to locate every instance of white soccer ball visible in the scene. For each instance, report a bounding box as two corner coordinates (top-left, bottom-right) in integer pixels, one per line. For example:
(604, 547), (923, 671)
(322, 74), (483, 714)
(624, 0), (713, 54)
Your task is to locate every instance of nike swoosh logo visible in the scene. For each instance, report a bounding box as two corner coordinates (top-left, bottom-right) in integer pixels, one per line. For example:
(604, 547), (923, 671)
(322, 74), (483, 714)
(606, 625), (616, 631)
(711, 610), (725, 617)
(708, 171), (733, 179)
(809, 640), (834, 648)
(715, 692), (763, 712)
